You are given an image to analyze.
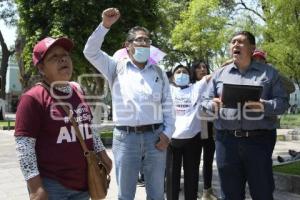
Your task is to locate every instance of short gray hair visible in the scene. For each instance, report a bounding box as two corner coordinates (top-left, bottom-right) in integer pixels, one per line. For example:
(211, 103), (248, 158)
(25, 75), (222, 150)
(126, 26), (150, 42)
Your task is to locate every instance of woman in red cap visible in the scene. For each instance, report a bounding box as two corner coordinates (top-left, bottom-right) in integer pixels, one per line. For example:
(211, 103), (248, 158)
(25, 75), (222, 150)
(15, 37), (112, 200)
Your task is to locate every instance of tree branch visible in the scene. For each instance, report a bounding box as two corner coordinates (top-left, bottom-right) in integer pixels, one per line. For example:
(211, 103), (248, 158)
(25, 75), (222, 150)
(237, 0), (266, 21)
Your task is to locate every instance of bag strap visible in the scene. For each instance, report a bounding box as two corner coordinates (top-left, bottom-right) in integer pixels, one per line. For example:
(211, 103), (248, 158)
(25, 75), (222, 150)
(37, 82), (90, 154)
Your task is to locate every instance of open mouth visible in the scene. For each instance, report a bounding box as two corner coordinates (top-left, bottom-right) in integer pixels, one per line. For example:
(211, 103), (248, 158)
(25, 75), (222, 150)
(233, 49), (241, 56)
(59, 65), (69, 71)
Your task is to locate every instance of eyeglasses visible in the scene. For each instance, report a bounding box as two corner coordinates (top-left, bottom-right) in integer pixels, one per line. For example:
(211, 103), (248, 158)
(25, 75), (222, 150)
(131, 37), (152, 46)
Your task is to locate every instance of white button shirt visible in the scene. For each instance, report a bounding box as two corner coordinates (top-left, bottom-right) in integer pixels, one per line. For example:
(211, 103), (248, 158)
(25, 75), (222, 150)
(83, 24), (175, 138)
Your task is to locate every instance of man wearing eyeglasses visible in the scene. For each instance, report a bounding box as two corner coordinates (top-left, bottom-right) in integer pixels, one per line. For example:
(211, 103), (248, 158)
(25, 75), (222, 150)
(84, 8), (175, 200)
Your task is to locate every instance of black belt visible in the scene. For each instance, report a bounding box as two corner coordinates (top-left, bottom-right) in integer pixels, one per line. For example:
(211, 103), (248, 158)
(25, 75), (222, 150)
(116, 124), (161, 133)
(223, 129), (274, 137)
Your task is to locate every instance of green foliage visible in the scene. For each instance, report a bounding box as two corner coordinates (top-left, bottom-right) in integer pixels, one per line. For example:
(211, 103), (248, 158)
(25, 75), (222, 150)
(100, 131), (113, 138)
(0, 0), (17, 25)
(15, 0), (161, 83)
(280, 114), (300, 128)
(273, 160), (300, 176)
(13, 0), (300, 84)
(171, 0), (231, 66)
(155, 0), (190, 69)
(0, 120), (15, 127)
(261, 0), (300, 86)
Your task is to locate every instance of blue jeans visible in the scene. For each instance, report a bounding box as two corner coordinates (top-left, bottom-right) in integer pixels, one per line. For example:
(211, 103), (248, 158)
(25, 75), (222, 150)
(42, 177), (89, 200)
(112, 126), (167, 200)
(216, 130), (275, 200)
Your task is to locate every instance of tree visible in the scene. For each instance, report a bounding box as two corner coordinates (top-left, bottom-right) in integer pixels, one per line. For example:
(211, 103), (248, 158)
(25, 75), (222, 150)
(155, 0), (190, 69)
(15, 0), (161, 92)
(260, 0), (300, 88)
(170, 0), (232, 67)
(0, 0), (17, 98)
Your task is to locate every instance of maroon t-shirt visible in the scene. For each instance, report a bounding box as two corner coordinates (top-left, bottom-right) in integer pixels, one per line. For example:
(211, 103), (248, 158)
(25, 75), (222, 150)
(15, 84), (94, 191)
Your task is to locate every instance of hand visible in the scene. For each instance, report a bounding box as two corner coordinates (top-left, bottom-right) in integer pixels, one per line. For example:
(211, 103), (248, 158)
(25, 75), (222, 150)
(98, 150), (113, 173)
(212, 97), (222, 112)
(101, 8), (120, 29)
(27, 176), (48, 200)
(29, 187), (48, 200)
(204, 75), (212, 83)
(155, 133), (169, 151)
(245, 100), (264, 112)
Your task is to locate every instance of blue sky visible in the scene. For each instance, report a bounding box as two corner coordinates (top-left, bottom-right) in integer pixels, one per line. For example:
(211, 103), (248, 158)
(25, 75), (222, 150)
(0, 20), (16, 48)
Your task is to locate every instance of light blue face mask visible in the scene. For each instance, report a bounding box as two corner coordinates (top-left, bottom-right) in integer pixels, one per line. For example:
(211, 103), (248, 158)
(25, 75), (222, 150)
(133, 47), (150, 63)
(174, 73), (190, 86)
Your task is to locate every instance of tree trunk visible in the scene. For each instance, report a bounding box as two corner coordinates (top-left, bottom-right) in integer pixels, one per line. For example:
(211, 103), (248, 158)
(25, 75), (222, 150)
(15, 36), (29, 89)
(0, 30), (14, 99)
(294, 77), (300, 91)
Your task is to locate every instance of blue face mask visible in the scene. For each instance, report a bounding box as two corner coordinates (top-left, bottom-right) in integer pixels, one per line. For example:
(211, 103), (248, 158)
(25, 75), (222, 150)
(133, 47), (150, 63)
(174, 73), (190, 86)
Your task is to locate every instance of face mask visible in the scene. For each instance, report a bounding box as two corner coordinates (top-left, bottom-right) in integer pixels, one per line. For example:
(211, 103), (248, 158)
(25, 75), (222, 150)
(133, 47), (150, 63)
(174, 73), (190, 86)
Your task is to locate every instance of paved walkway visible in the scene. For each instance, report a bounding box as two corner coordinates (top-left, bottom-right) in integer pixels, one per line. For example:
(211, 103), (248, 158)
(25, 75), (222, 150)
(1, 130), (300, 200)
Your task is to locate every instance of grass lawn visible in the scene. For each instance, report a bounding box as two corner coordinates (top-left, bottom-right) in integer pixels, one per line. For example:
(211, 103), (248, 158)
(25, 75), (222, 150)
(280, 114), (300, 128)
(99, 131), (113, 138)
(0, 121), (15, 127)
(273, 160), (300, 176)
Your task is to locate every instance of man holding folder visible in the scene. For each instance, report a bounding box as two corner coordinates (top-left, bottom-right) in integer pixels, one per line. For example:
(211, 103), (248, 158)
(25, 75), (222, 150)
(202, 31), (289, 199)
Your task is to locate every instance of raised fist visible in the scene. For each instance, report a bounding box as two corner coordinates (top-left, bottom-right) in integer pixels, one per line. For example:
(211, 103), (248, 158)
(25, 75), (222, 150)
(101, 8), (120, 29)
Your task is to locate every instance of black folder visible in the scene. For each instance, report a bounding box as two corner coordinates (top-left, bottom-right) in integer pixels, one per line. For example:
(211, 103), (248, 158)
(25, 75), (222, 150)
(221, 83), (263, 108)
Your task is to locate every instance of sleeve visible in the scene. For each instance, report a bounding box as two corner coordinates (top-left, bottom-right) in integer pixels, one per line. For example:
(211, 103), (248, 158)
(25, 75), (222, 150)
(14, 95), (43, 138)
(201, 74), (218, 113)
(195, 77), (208, 95)
(161, 71), (175, 139)
(262, 71), (289, 116)
(91, 127), (106, 152)
(15, 136), (39, 180)
(83, 23), (118, 85)
(279, 74), (295, 94)
(195, 78), (212, 138)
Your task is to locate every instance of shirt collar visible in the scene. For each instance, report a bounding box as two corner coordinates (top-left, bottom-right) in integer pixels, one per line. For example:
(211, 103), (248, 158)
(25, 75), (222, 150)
(228, 60), (263, 73)
(125, 57), (152, 70)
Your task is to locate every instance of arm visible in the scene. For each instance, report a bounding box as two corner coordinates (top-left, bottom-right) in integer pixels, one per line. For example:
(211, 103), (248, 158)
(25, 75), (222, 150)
(162, 73), (175, 139)
(15, 94), (48, 199)
(160, 71), (175, 139)
(201, 74), (222, 114)
(262, 71), (289, 116)
(195, 75), (209, 94)
(93, 129), (112, 173)
(197, 76), (217, 122)
(15, 136), (48, 200)
(279, 73), (295, 94)
(83, 8), (120, 83)
(155, 71), (175, 151)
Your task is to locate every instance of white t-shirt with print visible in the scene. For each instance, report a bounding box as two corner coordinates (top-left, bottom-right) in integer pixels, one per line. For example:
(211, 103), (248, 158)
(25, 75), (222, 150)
(170, 78), (208, 139)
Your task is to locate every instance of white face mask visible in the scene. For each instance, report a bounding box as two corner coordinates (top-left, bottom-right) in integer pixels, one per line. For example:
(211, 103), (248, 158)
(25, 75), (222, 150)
(133, 47), (150, 63)
(174, 73), (190, 86)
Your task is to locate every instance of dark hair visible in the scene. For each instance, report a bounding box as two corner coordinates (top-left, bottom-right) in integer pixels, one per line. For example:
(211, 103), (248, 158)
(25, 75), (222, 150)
(126, 26), (150, 42)
(231, 31), (256, 45)
(190, 61), (210, 83)
(172, 64), (190, 75)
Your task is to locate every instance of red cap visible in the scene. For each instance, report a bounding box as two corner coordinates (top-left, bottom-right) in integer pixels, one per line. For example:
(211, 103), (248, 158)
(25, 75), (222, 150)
(252, 49), (266, 60)
(32, 37), (74, 66)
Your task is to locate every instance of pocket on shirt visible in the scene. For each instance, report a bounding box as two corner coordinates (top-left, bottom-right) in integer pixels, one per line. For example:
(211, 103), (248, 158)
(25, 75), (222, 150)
(151, 82), (163, 102)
